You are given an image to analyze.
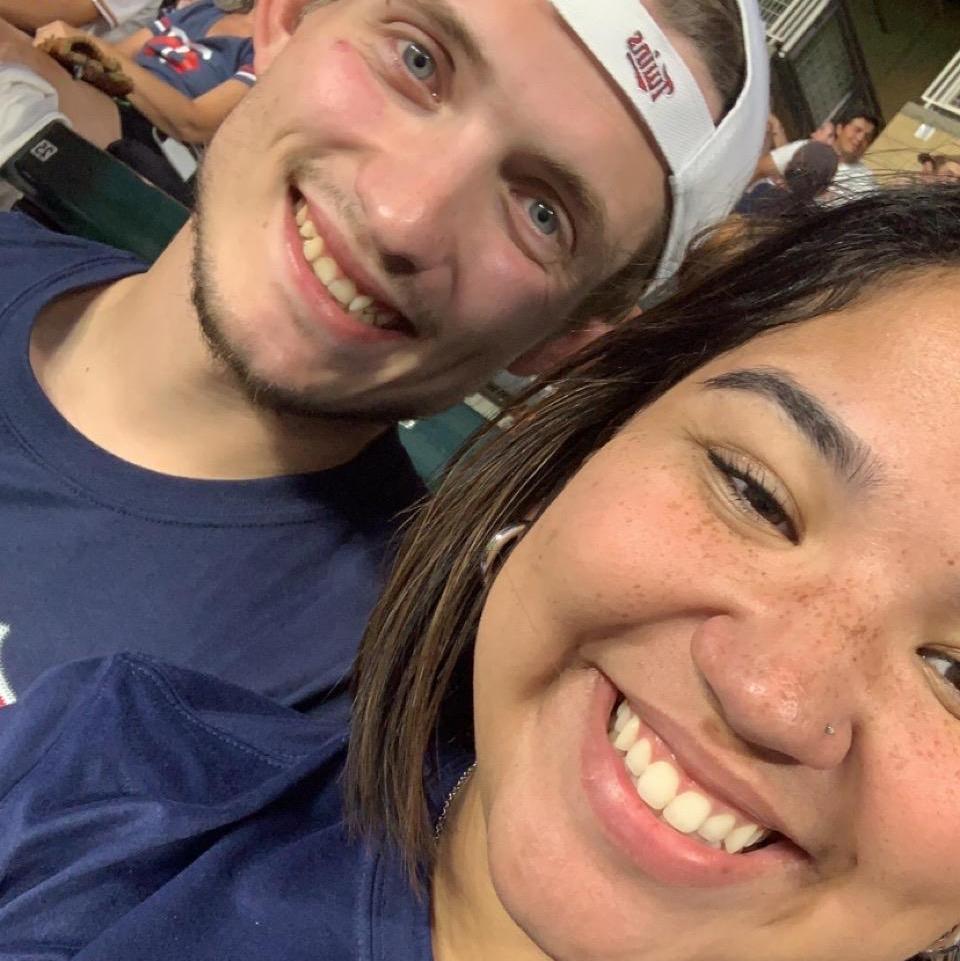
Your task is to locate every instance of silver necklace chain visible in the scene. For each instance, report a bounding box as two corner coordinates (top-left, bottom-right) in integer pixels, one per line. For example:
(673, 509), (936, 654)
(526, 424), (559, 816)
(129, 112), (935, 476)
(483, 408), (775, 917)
(433, 762), (477, 841)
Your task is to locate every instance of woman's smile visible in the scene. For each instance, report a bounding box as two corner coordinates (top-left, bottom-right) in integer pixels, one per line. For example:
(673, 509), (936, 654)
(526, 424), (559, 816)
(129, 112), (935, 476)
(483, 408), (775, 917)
(580, 669), (810, 888)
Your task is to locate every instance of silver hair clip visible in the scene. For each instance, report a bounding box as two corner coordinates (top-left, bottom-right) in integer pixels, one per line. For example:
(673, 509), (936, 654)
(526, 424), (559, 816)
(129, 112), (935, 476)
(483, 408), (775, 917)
(480, 523), (528, 584)
(922, 926), (960, 961)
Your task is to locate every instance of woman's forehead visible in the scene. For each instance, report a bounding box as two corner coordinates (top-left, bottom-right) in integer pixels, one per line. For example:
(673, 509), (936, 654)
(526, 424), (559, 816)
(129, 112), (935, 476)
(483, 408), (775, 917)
(698, 275), (960, 406)
(599, 275), (960, 538)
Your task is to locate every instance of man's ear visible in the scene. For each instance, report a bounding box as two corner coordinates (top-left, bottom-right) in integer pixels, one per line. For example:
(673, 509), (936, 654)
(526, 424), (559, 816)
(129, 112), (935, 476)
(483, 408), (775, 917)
(506, 310), (640, 377)
(253, 0), (309, 75)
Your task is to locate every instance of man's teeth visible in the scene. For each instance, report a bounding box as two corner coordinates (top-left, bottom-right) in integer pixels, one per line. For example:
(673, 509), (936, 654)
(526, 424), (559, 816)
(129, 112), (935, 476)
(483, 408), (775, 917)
(295, 201), (404, 331)
(610, 700), (773, 855)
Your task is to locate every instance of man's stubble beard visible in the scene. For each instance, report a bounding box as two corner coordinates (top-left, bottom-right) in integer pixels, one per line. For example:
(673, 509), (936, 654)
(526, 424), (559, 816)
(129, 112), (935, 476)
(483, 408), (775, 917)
(188, 159), (445, 425)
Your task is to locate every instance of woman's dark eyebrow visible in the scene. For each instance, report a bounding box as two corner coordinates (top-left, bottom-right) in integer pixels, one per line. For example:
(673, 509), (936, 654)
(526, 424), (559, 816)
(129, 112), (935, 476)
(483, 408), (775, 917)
(702, 367), (882, 487)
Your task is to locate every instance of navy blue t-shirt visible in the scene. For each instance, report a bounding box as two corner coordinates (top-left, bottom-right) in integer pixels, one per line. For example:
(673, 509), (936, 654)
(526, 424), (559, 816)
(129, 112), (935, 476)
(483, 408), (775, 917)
(0, 214), (425, 710)
(136, 0), (256, 98)
(734, 180), (797, 217)
(0, 654), (464, 958)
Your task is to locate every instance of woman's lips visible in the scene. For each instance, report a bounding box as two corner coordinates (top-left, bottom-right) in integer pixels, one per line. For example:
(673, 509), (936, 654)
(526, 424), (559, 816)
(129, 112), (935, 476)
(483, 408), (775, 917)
(579, 673), (807, 888)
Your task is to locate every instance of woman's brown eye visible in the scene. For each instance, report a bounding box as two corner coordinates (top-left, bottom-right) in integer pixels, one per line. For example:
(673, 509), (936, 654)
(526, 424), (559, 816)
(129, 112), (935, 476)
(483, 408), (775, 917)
(921, 648), (960, 696)
(708, 450), (798, 543)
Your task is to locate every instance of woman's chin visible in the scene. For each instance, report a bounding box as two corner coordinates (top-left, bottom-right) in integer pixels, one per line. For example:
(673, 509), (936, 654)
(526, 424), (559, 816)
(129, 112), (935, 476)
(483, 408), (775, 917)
(478, 665), (804, 961)
(478, 669), (698, 961)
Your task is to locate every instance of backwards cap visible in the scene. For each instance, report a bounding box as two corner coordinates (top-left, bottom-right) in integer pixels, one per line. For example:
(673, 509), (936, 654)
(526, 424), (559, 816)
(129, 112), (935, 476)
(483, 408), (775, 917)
(549, 0), (769, 288)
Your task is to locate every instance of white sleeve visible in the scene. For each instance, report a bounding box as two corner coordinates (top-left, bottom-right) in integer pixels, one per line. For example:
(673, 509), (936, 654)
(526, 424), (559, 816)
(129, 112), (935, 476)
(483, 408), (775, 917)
(770, 140), (807, 175)
(91, 0), (160, 30)
(834, 163), (876, 194)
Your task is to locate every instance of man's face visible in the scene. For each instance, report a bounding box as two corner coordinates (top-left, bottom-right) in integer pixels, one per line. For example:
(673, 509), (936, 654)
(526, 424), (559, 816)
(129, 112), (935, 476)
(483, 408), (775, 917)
(833, 116), (876, 164)
(192, 0), (708, 420)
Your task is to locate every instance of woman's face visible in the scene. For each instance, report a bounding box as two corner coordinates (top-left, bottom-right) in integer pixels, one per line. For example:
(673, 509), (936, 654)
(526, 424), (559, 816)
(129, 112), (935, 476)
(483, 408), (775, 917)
(472, 273), (960, 961)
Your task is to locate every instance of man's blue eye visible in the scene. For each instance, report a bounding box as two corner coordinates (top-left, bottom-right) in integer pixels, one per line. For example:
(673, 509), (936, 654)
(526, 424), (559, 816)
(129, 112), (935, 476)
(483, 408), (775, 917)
(402, 41), (436, 81)
(528, 199), (559, 236)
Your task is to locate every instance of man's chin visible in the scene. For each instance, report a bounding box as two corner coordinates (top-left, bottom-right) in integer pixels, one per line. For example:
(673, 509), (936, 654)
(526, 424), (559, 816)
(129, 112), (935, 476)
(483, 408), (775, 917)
(189, 211), (465, 427)
(233, 375), (426, 426)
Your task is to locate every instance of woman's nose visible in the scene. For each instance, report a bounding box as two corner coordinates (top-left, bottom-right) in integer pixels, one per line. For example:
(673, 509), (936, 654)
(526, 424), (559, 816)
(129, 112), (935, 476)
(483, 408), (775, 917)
(690, 611), (859, 769)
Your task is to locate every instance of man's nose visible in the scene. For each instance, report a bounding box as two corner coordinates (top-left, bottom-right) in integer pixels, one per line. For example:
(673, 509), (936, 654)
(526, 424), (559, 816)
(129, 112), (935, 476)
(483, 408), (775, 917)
(354, 127), (491, 276)
(690, 608), (864, 770)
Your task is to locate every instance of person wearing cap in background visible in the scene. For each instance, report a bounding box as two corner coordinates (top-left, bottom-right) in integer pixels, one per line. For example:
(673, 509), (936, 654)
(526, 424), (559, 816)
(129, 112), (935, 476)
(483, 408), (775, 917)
(0, 0), (767, 721)
(736, 140), (838, 215)
(751, 105), (879, 202)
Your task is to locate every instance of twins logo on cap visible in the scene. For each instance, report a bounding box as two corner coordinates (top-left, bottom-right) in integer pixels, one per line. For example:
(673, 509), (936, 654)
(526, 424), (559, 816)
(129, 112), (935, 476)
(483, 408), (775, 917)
(626, 31), (675, 103)
(549, 0), (770, 288)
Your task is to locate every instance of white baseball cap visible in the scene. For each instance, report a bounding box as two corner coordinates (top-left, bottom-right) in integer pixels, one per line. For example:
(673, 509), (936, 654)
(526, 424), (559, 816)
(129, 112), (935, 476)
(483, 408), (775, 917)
(549, 0), (769, 288)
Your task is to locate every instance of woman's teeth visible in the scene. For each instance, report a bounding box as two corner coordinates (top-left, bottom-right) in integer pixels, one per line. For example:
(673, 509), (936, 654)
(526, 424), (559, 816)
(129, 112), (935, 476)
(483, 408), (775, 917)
(610, 700), (773, 855)
(295, 202), (405, 332)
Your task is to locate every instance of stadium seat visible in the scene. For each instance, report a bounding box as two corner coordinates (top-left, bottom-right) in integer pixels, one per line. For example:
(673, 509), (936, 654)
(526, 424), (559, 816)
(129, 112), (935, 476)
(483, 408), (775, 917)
(2, 120), (187, 262)
(2, 120), (496, 483)
(398, 402), (495, 487)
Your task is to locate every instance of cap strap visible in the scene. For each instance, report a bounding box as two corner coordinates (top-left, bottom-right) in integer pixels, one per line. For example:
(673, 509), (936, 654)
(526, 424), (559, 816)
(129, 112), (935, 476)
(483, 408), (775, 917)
(549, 0), (715, 174)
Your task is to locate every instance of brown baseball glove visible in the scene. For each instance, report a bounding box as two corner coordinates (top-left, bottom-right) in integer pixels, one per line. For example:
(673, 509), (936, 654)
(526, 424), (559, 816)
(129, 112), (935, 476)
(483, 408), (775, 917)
(38, 36), (134, 99)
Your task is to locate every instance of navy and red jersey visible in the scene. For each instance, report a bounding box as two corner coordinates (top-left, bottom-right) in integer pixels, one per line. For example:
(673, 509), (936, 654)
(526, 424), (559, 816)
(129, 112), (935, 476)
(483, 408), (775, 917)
(135, 0), (256, 98)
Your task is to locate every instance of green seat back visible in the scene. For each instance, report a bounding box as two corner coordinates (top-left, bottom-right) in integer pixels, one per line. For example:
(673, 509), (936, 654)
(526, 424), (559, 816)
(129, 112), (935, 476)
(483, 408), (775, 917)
(2, 121), (187, 263)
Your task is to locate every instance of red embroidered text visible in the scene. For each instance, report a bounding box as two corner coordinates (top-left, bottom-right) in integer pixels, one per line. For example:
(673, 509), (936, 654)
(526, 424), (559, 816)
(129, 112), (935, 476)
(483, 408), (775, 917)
(626, 31), (675, 102)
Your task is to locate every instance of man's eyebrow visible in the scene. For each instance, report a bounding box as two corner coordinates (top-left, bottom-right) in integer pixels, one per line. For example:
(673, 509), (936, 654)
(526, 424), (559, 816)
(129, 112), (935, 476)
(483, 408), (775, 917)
(702, 367), (882, 487)
(402, 0), (488, 71)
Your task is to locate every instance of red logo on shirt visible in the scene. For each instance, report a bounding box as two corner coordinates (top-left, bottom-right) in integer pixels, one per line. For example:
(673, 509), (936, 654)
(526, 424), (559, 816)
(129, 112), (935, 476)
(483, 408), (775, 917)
(626, 31), (675, 102)
(143, 22), (213, 75)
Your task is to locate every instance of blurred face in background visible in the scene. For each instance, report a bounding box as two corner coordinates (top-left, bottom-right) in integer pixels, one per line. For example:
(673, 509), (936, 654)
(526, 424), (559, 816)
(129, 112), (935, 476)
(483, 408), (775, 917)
(834, 116), (876, 163)
(936, 160), (960, 182)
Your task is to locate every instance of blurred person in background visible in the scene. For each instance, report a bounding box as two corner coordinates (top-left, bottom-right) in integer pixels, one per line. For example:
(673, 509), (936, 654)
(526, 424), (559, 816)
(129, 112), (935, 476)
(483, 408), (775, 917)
(919, 152), (960, 183)
(0, 0), (255, 148)
(753, 106), (878, 201)
(736, 140), (837, 215)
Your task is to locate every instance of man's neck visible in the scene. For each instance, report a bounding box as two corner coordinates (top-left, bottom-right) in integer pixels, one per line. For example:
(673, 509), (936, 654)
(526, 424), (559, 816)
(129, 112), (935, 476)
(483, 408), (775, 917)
(432, 784), (548, 961)
(834, 145), (861, 167)
(29, 227), (386, 480)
